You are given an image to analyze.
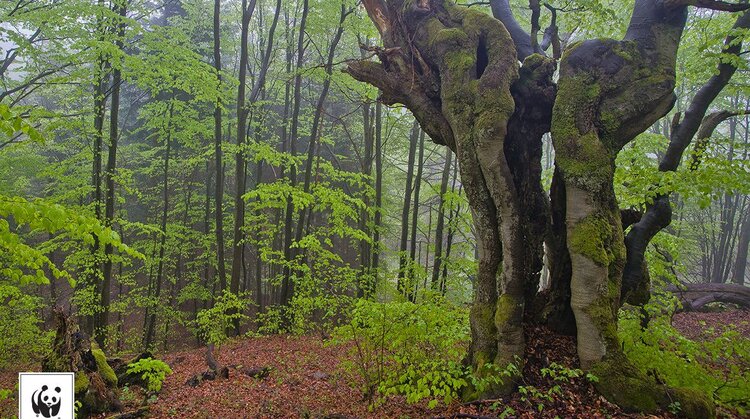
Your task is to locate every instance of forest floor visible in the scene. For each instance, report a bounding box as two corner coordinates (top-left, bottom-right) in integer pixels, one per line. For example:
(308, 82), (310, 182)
(1, 309), (749, 419)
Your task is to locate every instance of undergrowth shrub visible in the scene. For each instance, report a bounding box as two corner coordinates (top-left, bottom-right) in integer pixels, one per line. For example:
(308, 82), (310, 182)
(194, 290), (252, 345)
(620, 293), (750, 415)
(0, 284), (51, 368)
(330, 295), (470, 408)
(126, 358), (173, 392)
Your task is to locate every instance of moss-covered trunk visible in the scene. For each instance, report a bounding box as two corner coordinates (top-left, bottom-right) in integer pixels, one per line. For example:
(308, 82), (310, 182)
(550, 15), (712, 413)
(348, 0), (736, 414)
(348, 0), (532, 397)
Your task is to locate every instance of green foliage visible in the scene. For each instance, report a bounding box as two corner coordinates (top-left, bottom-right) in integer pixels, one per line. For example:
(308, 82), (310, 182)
(255, 306), (286, 335)
(620, 298), (750, 414)
(330, 297), (470, 408)
(0, 195), (141, 286)
(0, 104), (44, 147)
(0, 284), (52, 368)
(125, 358), (173, 392)
(194, 291), (252, 345)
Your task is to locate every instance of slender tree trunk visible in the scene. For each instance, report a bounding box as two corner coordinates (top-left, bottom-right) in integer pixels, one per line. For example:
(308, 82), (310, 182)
(291, 3), (350, 280)
(97, 0), (127, 348)
(358, 100), (375, 298)
(441, 163), (460, 295)
(145, 102), (174, 350)
(408, 129), (425, 301)
(371, 102), (384, 281)
(398, 121), (419, 296)
(281, 0), (309, 306)
(230, 0), (256, 299)
(732, 208), (750, 285)
(432, 148), (453, 289)
(213, 0), (227, 292)
(85, 0), (109, 337)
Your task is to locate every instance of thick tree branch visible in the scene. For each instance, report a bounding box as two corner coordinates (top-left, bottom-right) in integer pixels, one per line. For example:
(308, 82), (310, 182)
(489, 0), (541, 60)
(622, 9), (750, 302)
(667, 0), (750, 12)
(541, 3), (561, 59)
(345, 59), (455, 149)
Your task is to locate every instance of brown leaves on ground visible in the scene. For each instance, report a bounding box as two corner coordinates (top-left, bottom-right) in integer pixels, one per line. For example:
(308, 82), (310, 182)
(146, 329), (660, 419)
(672, 309), (750, 340)
(2, 310), (748, 418)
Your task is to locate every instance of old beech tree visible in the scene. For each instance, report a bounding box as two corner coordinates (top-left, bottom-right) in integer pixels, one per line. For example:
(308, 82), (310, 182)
(347, 0), (750, 415)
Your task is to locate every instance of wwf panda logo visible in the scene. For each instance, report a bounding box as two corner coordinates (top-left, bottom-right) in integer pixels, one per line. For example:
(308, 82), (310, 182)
(31, 385), (61, 418)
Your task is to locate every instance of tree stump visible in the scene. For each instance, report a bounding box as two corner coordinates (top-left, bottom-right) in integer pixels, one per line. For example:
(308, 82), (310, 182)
(42, 307), (121, 416)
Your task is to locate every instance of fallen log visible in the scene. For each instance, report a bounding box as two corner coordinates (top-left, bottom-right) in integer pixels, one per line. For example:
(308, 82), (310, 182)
(667, 283), (750, 312)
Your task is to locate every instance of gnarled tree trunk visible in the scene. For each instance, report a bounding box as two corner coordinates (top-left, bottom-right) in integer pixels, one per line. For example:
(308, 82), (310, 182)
(349, 0), (746, 414)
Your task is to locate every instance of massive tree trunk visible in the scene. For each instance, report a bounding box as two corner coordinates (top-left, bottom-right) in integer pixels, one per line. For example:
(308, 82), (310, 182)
(349, 0), (528, 395)
(349, 0), (746, 414)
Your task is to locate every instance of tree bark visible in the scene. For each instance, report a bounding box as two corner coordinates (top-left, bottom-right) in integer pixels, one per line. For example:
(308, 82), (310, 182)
(280, 0), (309, 307)
(213, 0), (227, 292)
(144, 102), (174, 350)
(408, 129), (426, 301)
(431, 148), (453, 289)
(97, 0), (127, 348)
(398, 121), (419, 297)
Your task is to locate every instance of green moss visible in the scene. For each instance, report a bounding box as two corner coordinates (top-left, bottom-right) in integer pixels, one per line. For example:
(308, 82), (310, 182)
(494, 294), (519, 325)
(591, 359), (716, 418)
(611, 40), (638, 62)
(471, 302), (496, 338)
(568, 214), (614, 266)
(434, 27), (469, 48)
(590, 358), (664, 413)
(91, 345), (117, 387)
(551, 70), (614, 188)
(444, 50), (475, 74)
(74, 372), (89, 394)
(669, 387), (716, 419)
